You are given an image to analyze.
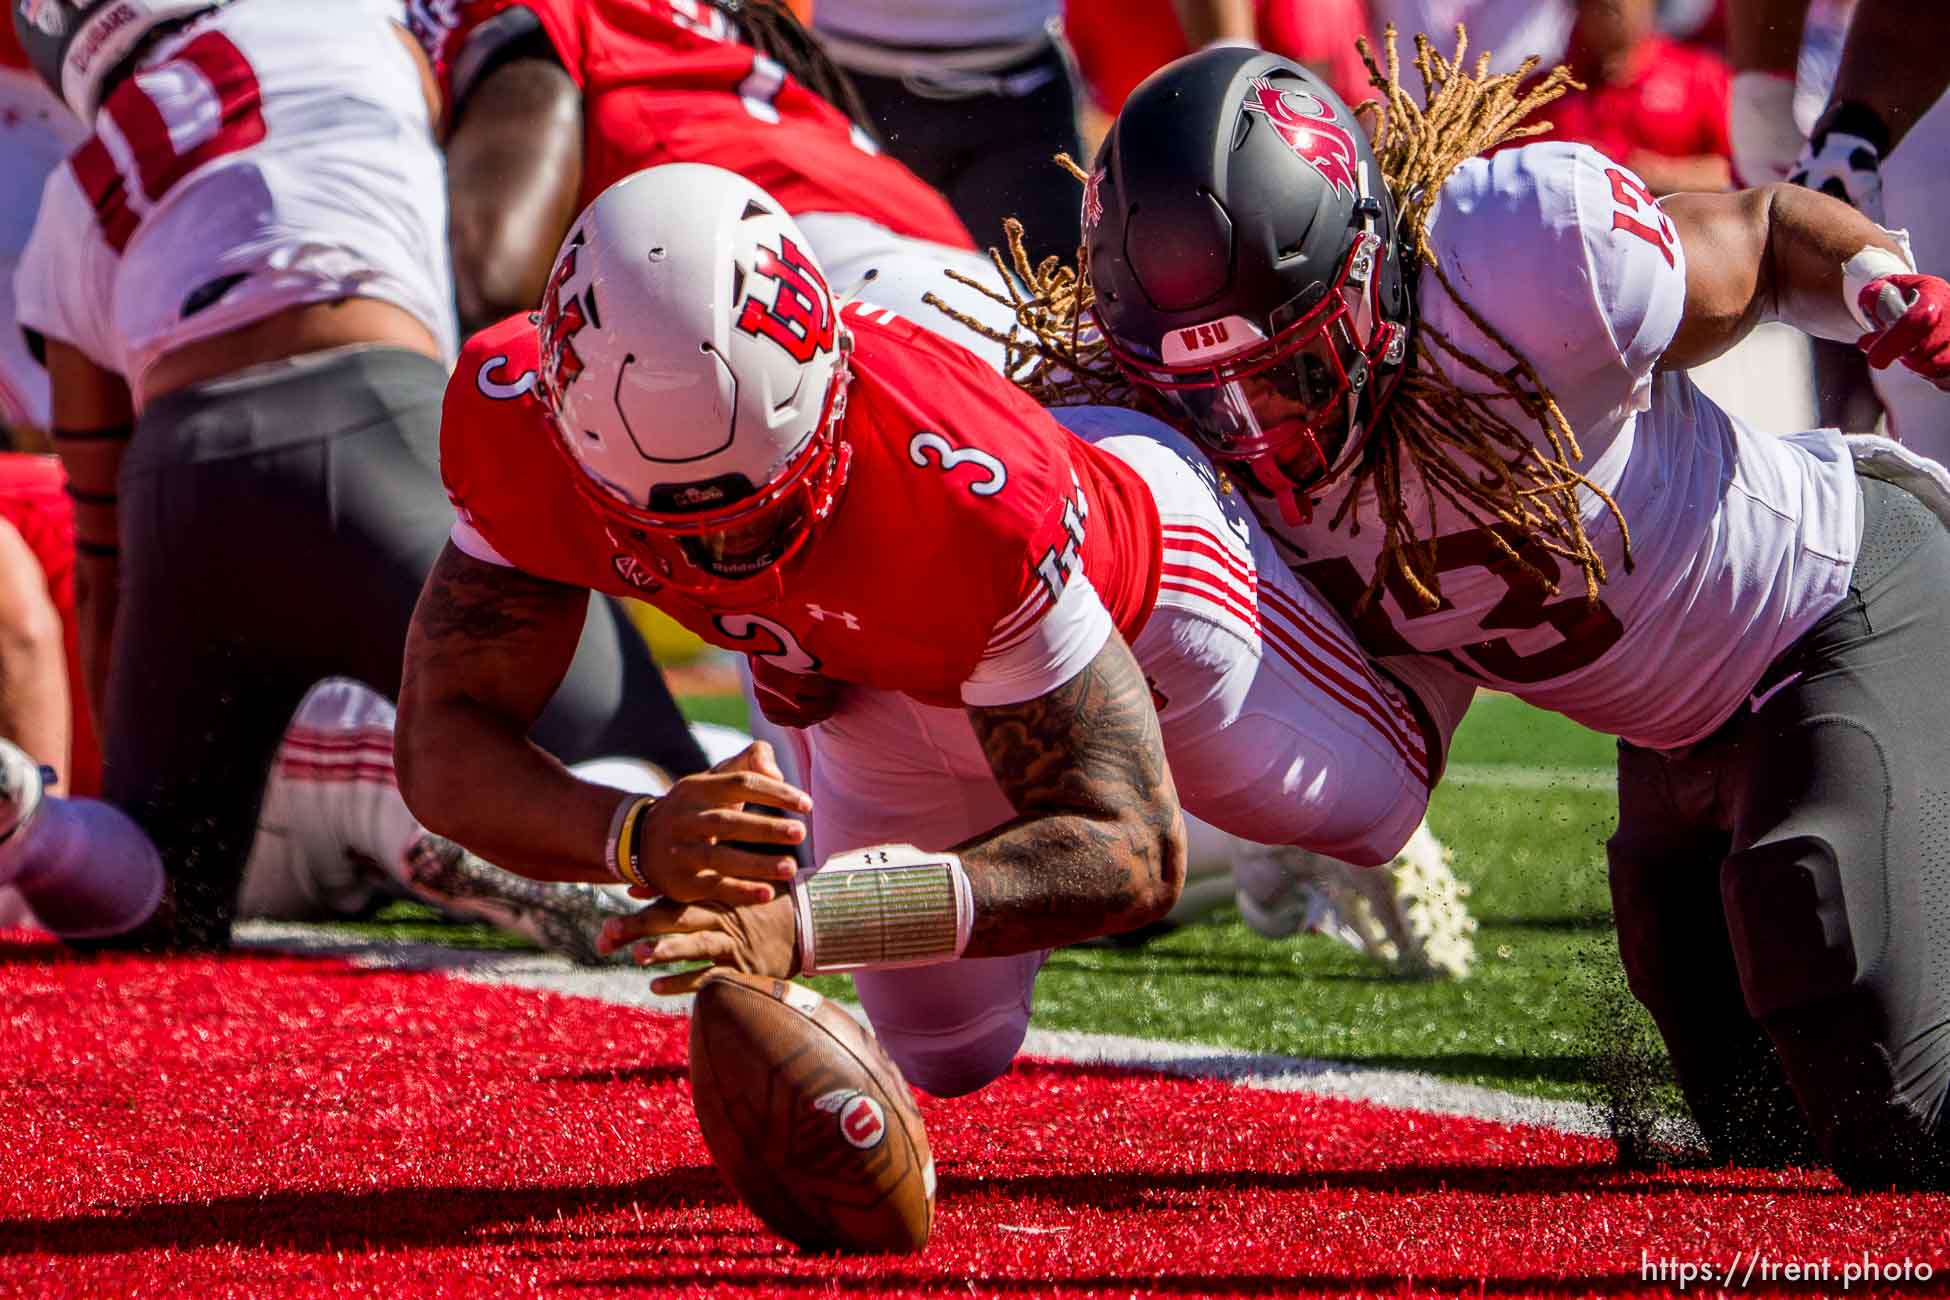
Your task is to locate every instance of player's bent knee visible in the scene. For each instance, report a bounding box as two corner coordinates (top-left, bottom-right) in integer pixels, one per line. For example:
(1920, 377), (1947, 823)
(876, 1012), (1030, 1099)
(1719, 834), (1861, 1020)
(1173, 728), (1425, 867)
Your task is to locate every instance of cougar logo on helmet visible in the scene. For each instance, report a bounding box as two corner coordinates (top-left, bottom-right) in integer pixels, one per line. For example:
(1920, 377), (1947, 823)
(735, 236), (835, 365)
(1081, 167), (1106, 233)
(1243, 78), (1360, 200)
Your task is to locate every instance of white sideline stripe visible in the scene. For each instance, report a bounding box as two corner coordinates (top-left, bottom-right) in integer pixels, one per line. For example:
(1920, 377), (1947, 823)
(235, 922), (1629, 1139)
(1444, 763), (1613, 793)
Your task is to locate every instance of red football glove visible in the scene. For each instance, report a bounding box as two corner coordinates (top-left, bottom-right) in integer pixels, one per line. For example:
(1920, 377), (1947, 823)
(749, 657), (843, 729)
(1858, 273), (1950, 389)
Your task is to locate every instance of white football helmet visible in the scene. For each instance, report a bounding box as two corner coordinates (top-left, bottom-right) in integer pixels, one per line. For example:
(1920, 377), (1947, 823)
(536, 162), (853, 594)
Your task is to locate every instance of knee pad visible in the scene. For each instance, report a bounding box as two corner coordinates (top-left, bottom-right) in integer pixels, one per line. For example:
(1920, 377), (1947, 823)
(877, 1009), (1030, 1099)
(1721, 834), (1861, 1020)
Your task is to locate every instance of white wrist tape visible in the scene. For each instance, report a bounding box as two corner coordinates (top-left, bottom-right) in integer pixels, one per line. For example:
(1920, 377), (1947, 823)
(1842, 236), (1918, 331)
(792, 843), (974, 974)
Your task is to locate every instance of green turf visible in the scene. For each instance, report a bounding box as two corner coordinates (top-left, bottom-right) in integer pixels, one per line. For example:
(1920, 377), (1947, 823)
(678, 691), (752, 730)
(346, 690), (1677, 1113)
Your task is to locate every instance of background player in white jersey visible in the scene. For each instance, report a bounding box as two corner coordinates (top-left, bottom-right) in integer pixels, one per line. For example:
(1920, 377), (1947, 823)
(0, 27), (82, 440)
(1055, 39), (1950, 1189)
(9, 0), (707, 948)
(1728, 0), (1950, 456)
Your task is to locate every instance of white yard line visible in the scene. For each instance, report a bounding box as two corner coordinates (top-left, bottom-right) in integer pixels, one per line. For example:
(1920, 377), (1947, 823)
(1443, 763), (1613, 793)
(238, 922), (1658, 1141)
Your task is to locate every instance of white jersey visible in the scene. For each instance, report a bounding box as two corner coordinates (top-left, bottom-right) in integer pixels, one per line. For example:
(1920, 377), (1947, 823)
(1265, 143), (1860, 750)
(0, 69), (85, 429)
(12, 0), (455, 397)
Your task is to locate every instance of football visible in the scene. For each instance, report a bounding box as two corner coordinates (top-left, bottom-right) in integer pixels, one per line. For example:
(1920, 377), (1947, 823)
(688, 969), (936, 1253)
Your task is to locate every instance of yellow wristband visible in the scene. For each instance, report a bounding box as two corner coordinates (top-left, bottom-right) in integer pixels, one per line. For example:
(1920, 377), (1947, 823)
(610, 795), (656, 888)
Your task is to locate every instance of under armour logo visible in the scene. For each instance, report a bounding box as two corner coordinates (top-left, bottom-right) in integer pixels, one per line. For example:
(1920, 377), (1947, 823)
(806, 603), (860, 630)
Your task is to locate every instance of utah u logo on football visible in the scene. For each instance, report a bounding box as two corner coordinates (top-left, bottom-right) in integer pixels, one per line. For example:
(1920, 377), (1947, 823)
(736, 237), (835, 364)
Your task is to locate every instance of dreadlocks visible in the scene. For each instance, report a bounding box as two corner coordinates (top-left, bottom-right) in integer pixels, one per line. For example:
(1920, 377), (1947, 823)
(706, 0), (881, 144)
(944, 27), (1632, 616)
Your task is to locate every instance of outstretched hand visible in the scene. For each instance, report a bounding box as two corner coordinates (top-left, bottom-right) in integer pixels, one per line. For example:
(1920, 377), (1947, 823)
(597, 892), (799, 995)
(631, 742), (810, 906)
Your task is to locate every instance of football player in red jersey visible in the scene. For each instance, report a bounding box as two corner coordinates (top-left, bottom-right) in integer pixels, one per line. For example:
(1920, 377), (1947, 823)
(409, 0), (1001, 336)
(398, 163), (1456, 1097)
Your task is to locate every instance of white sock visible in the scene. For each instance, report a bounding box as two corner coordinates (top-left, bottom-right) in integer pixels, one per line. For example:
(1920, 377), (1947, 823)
(237, 678), (422, 918)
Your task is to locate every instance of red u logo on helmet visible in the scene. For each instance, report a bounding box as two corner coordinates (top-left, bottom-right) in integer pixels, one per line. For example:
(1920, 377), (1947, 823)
(736, 236), (836, 364)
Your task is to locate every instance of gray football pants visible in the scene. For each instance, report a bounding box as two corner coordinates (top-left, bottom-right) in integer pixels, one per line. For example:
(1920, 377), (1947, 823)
(1609, 473), (1950, 1189)
(111, 346), (706, 948)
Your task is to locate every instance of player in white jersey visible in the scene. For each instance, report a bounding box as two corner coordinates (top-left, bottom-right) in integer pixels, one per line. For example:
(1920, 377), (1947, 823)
(0, 42), (83, 437)
(9, 0), (707, 949)
(1067, 41), (1950, 1189)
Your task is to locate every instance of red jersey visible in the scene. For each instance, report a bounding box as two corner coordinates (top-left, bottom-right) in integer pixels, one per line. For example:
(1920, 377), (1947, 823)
(410, 0), (973, 250)
(1066, 0), (1372, 113)
(1530, 35), (1731, 167)
(0, 455), (100, 797)
(442, 304), (1162, 709)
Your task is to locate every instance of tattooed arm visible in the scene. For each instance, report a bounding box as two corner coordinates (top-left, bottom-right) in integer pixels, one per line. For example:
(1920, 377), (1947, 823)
(956, 632), (1188, 956)
(396, 541), (621, 882)
(397, 542), (809, 897)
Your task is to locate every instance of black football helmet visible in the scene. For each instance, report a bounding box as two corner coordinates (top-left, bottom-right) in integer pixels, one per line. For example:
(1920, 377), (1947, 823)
(13, 0), (216, 119)
(1085, 47), (1410, 521)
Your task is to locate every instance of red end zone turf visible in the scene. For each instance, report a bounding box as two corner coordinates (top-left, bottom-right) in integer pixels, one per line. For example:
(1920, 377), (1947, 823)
(3, 935), (1947, 1298)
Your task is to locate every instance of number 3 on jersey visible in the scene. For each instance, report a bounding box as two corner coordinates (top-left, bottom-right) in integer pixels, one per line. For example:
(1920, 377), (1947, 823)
(70, 32), (268, 253)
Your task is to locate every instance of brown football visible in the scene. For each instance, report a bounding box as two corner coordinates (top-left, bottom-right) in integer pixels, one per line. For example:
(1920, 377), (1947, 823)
(688, 969), (935, 1254)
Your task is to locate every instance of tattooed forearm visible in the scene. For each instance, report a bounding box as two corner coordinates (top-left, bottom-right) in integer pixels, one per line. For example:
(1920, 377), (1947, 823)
(960, 633), (1188, 957)
(396, 542), (622, 883)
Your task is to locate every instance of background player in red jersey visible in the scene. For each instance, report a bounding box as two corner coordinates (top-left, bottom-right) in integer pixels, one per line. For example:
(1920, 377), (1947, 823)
(399, 164), (1452, 1095)
(0, 454), (95, 799)
(409, 0), (990, 336)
